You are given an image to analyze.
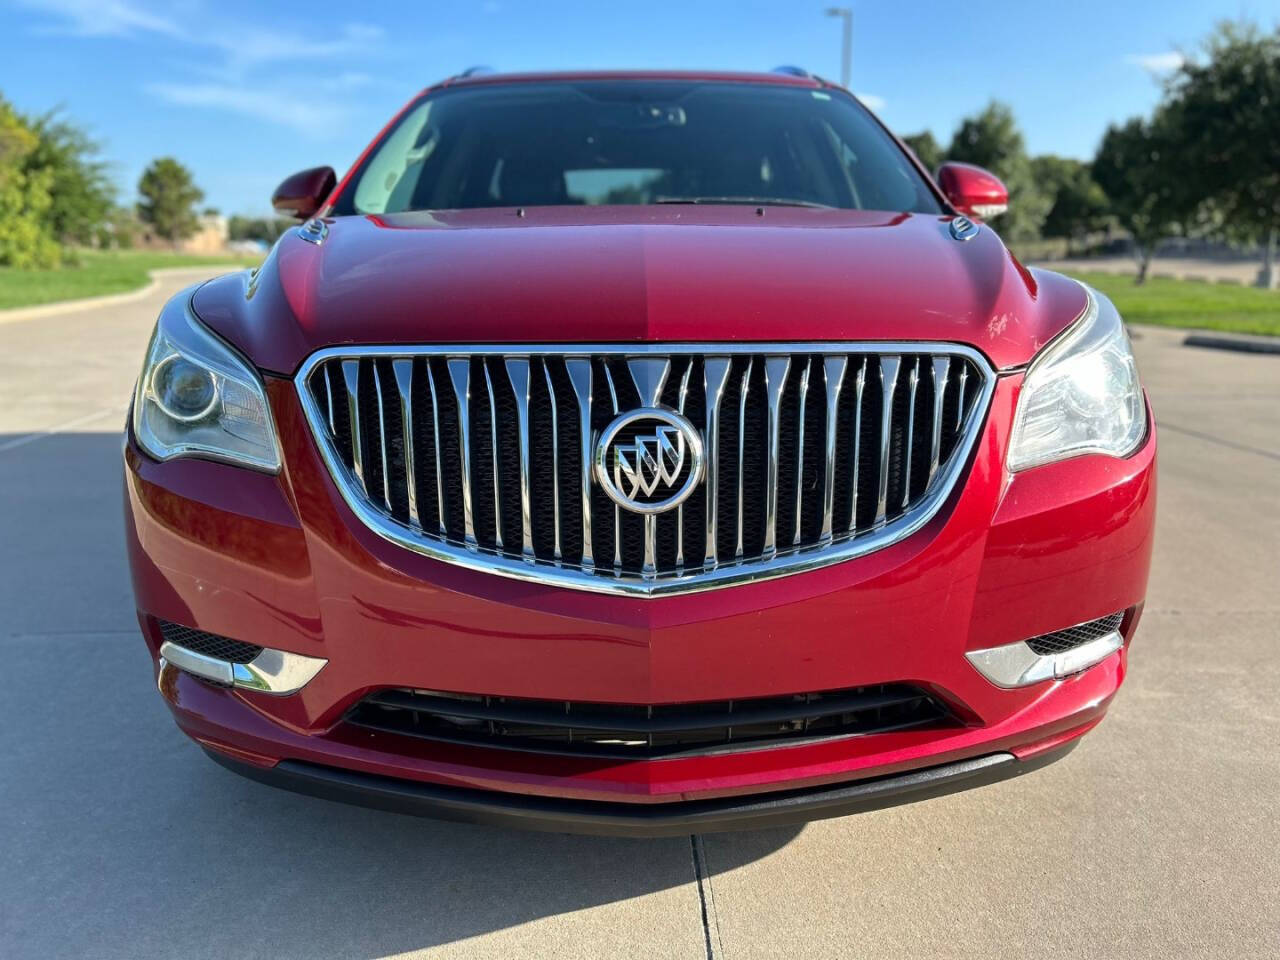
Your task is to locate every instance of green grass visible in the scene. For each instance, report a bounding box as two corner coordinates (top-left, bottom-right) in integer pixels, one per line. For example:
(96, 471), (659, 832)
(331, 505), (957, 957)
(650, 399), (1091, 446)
(0, 249), (261, 311)
(1060, 270), (1280, 337)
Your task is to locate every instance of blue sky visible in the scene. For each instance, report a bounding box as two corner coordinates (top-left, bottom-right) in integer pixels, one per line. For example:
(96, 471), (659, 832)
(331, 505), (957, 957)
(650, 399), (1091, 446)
(2, 0), (1276, 215)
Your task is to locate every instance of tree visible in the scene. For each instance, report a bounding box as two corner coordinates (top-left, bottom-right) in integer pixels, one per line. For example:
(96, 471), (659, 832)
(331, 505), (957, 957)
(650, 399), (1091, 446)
(1162, 22), (1280, 288)
(947, 101), (1051, 244)
(900, 131), (944, 176)
(101, 205), (141, 250)
(1092, 117), (1183, 284)
(1031, 155), (1110, 246)
(137, 157), (203, 246)
(0, 96), (60, 268)
(24, 108), (115, 246)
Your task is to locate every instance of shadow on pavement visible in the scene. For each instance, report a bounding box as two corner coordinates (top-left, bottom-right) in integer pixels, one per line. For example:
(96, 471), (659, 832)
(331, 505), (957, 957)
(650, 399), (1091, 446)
(0, 433), (801, 958)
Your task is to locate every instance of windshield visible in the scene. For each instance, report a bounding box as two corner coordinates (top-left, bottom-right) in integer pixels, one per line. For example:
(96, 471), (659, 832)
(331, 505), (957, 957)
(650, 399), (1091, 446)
(330, 80), (941, 216)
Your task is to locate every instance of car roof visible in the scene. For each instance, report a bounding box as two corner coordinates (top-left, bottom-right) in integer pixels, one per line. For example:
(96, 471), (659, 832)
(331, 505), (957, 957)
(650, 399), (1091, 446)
(439, 69), (828, 89)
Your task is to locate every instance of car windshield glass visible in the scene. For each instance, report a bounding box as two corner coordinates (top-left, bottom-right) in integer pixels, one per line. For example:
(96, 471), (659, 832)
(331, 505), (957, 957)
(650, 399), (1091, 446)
(332, 80), (941, 215)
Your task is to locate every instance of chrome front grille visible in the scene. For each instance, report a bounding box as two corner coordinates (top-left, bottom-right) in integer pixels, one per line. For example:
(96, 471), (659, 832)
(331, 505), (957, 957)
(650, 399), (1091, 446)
(296, 344), (994, 595)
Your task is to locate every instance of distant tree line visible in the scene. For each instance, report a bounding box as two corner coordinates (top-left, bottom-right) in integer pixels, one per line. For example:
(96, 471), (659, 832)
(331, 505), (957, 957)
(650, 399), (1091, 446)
(228, 215), (295, 245)
(0, 93), (209, 267)
(901, 21), (1279, 287)
(0, 96), (115, 267)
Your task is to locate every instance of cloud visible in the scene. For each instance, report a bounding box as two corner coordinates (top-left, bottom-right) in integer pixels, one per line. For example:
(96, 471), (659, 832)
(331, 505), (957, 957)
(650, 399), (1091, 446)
(209, 21), (385, 72)
(15, 0), (182, 38)
(1125, 52), (1186, 74)
(145, 82), (341, 134)
(19, 2), (383, 69)
(326, 72), (375, 91)
(856, 93), (886, 112)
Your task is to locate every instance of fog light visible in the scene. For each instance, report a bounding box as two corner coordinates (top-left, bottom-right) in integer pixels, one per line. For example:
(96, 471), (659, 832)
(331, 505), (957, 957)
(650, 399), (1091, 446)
(966, 614), (1124, 688)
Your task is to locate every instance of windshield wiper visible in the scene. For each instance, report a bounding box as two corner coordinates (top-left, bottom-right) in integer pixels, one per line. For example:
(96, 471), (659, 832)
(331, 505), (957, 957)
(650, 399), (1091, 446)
(652, 196), (835, 209)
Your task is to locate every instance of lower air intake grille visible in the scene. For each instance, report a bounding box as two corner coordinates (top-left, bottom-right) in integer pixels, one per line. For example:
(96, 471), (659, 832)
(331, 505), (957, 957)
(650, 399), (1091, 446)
(158, 620), (263, 664)
(1025, 613), (1125, 656)
(346, 685), (951, 760)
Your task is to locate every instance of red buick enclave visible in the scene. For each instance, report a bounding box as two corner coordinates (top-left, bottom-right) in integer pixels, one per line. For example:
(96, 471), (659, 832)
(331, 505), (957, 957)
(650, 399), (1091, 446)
(124, 69), (1156, 835)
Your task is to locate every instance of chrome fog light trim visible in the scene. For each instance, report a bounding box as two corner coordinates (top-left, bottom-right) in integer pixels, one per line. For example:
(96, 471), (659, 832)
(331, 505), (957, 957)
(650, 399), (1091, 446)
(965, 630), (1123, 689)
(159, 641), (326, 695)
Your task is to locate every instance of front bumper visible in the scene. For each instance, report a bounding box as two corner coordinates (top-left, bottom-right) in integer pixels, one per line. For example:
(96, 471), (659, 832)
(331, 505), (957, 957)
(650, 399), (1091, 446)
(125, 370), (1156, 824)
(204, 741), (1078, 837)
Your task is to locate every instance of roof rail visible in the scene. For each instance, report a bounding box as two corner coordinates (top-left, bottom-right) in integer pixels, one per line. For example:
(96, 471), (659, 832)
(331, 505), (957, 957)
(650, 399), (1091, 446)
(771, 65), (811, 78)
(459, 65), (495, 77)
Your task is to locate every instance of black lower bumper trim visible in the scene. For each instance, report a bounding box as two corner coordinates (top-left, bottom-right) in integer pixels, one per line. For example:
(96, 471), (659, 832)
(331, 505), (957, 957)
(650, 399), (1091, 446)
(204, 741), (1077, 837)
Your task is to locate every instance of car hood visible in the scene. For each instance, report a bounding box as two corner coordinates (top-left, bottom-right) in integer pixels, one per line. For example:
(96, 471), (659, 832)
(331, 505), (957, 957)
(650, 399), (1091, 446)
(193, 206), (1087, 374)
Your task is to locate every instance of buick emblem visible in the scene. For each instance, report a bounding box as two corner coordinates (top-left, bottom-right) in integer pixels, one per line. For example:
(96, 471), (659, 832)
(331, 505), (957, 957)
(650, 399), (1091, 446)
(594, 409), (704, 514)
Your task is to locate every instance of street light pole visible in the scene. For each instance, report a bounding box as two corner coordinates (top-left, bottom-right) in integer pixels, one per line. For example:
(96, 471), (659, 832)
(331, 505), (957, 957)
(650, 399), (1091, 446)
(825, 7), (852, 88)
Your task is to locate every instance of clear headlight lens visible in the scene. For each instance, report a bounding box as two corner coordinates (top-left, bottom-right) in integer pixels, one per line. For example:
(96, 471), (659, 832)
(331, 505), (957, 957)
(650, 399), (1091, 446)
(1008, 284), (1146, 471)
(132, 292), (280, 472)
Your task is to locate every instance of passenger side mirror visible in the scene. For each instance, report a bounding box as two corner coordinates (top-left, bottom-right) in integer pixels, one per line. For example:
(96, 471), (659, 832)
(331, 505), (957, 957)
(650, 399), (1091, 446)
(272, 166), (337, 219)
(936, 162), (1008, 221)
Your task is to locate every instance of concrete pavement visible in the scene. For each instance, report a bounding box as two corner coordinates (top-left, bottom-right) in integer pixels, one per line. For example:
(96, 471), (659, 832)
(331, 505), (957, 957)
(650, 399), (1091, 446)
(1, 274), (1276, 958)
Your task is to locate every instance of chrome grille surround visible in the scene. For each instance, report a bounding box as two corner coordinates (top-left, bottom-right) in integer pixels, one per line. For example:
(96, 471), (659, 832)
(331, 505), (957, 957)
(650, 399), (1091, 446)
(295, 343), (996, 596)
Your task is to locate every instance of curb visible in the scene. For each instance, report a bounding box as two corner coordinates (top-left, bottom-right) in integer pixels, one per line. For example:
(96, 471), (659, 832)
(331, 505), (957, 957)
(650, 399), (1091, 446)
(1183, 333), (1280, 356)
(0, 266), (242, 327)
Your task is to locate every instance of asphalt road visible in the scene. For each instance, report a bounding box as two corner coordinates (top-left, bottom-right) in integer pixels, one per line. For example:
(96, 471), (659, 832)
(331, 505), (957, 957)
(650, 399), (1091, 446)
(1, 273), (1277, 959)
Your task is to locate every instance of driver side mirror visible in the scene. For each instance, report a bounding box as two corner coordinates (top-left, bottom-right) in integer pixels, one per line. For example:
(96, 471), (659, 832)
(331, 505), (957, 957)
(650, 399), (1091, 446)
(272, 166), (337, 219)
(936, 162), (1008, 221)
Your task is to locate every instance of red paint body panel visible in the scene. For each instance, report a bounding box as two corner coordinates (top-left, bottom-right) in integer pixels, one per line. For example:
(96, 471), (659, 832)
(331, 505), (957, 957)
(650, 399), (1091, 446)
(193, 211), (1085, 376)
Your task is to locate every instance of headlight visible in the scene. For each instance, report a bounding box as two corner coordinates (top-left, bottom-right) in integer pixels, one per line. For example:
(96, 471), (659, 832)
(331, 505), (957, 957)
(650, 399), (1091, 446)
(132, 291), (280, 472)
(1008, 284), (1146, 471)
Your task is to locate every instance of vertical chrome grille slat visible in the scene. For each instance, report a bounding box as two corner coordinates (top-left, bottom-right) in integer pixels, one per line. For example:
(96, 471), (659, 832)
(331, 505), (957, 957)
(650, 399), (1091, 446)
(902, 358), (920, 509)
(702, 357), (733, 569)
(425, 360), (446, 535)
(372, 361), (392, 512)
(602, 362), (622, 573)
(482, 361), (504, 551)
(542, 361), (562, 562)
(323, 364), (336, 434)
(675, 361), (694, 570)
(565, 359), (593, 570)
(848, 359), (867, 534)
(735, 358), (754, 559)
(340, 360), (364, 494)
(762, 356), (791, 558)
(623, 358), (671, 579)
(929, 357), (950, 487)
(504, 357), (535, 561)
(626, 357), (671, 408)
(821, 356), (848, 543)
(875, 355), (901, 527)
(792, 358), (812, 546)
(391, 359), (419, 528)
(302, 345), (992, 594)
(642, 515), (657, 578)
(446, 357), (476, 548)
